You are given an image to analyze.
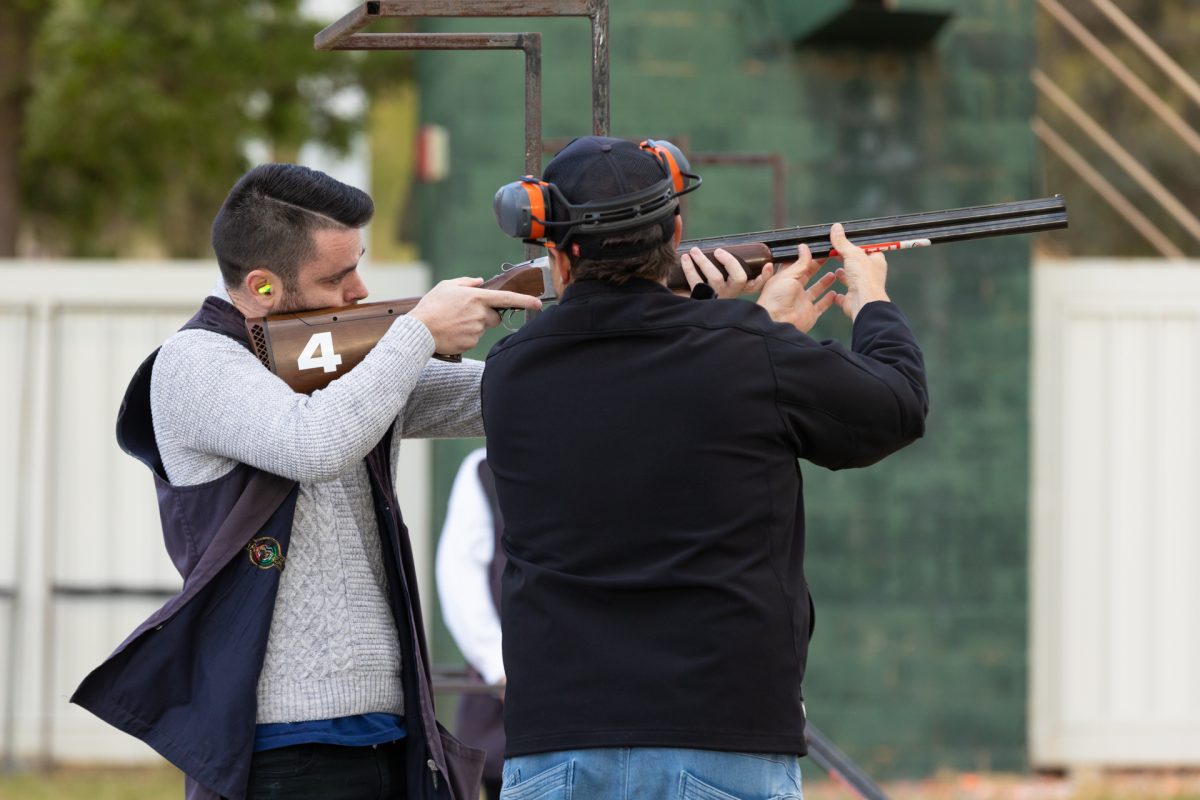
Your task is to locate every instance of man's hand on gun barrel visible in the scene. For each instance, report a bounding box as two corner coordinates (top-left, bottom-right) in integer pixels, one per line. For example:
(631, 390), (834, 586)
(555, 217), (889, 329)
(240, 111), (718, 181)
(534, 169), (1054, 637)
(682, 223), (892, 331)
(827, 221), (891, 322)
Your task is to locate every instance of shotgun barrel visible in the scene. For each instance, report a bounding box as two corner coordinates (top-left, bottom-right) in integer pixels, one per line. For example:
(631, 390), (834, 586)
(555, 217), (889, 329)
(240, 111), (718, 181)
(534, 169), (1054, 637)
(670, 195), (1068, 288)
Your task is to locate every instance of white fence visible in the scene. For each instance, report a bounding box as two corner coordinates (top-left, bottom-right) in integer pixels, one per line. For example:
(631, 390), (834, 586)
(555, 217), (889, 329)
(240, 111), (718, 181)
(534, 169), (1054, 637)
(0, 260), (431, 766)
(1031, 258), (1200, 767)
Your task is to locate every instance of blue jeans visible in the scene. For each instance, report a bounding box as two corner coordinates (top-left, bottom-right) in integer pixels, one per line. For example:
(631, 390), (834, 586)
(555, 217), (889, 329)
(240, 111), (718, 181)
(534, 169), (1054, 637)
(501, 747), (803, 800)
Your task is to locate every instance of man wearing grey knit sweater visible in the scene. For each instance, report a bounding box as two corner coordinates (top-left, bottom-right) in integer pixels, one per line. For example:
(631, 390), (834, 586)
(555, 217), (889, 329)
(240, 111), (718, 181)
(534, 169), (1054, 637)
(73, 164), (539, 800)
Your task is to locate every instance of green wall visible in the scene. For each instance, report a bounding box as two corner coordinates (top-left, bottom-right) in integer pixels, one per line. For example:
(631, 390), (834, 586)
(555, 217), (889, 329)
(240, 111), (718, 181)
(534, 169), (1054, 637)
(410, 0), (1039, 777)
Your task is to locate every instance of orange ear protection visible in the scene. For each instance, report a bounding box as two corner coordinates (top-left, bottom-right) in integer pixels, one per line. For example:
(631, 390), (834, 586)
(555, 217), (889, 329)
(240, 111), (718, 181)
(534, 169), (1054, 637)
(499, 177), (551, 243)
(492, 137), (701, 248)
(638, 139), (691, 194)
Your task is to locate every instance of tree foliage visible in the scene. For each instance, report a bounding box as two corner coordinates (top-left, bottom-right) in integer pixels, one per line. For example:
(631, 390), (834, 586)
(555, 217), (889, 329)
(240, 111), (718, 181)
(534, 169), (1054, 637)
(16, 0), (367, 257)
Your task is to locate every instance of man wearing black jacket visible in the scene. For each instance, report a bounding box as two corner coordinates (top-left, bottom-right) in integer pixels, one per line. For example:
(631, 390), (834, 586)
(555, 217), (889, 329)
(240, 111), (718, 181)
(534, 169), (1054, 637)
(481, 136), (928, 799)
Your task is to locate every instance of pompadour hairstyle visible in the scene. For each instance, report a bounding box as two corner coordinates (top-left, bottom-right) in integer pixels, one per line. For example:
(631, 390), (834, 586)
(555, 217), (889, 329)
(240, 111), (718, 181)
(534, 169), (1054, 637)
(211, 164), (374, 290)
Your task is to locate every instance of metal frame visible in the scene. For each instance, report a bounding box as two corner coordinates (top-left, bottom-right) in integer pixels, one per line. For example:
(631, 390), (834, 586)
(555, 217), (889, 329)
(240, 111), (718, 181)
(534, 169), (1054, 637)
(324, 31), (543, 181)
(316, 8), (791, 239)
(315, 1), (612, 180)
(691, 152), (788, 230)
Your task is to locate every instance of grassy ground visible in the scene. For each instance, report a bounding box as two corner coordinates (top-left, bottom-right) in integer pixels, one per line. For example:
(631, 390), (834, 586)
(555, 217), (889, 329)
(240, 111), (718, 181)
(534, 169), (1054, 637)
(0, 765), (182, 800)
(1, 766), (1198, 800)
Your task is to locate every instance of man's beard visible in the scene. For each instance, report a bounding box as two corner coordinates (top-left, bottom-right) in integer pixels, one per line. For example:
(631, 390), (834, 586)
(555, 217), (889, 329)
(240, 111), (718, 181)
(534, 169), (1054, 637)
(271, 293), (306, 314)
(272, 289), (322, 314)
(270, 286), (358, 315)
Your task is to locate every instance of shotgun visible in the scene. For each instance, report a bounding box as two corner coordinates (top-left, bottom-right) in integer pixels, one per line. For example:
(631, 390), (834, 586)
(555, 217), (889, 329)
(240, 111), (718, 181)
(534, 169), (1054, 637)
(245, 195), (1067, 393)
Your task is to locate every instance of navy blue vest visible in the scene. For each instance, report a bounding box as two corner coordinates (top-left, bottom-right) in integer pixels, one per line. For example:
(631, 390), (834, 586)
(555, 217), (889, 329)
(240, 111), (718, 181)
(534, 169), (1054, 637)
(72, 297), (483, 800)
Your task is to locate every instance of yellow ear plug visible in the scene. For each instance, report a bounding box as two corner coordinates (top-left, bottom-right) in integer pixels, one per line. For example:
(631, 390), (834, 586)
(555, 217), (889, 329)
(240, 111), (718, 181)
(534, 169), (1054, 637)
(258, 283), (272, 295)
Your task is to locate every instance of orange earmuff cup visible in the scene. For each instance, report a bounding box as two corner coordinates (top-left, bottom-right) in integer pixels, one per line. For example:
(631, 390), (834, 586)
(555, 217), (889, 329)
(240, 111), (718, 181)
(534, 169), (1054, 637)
(641, 141), (686, 193)
(520, 179), (548, 241)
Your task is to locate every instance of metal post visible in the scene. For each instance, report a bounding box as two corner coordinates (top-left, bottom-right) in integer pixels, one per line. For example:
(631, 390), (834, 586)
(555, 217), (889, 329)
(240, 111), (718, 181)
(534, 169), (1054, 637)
(589, 0), (610, 135)
(523, 33), (543, 177)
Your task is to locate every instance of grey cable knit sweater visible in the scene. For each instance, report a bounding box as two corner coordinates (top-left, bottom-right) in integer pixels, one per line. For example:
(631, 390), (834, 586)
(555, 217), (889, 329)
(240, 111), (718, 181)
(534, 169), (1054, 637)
(150, 288), (484, 724)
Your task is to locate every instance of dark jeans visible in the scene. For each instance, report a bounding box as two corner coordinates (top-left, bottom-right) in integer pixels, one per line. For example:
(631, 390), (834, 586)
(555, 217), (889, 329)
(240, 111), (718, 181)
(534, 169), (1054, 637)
(247, 741), (407, 800)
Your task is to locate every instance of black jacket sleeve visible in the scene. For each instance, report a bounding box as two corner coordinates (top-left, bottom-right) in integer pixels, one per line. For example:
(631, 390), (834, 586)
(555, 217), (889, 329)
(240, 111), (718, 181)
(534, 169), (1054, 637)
(766, 301), (928, 469)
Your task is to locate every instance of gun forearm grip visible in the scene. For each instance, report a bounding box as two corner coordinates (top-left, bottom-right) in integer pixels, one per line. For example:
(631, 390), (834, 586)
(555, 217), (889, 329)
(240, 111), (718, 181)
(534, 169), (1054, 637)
(666, 242), (773, 290)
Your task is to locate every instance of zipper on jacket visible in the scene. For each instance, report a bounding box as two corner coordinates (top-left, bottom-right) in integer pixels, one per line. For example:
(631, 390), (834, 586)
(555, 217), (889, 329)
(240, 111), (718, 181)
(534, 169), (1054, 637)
(427, 758), (439, 789)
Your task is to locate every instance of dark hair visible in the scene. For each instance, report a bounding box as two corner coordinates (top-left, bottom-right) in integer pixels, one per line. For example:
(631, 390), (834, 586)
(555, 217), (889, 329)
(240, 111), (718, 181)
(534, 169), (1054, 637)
(567, 223), (678, 284)
(211, 164), (374, 290)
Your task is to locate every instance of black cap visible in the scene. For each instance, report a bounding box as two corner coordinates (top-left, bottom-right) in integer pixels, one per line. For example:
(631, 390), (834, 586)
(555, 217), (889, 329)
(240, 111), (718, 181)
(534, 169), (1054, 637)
(543, 136), (678, 257)
(544, 137), (671, 204)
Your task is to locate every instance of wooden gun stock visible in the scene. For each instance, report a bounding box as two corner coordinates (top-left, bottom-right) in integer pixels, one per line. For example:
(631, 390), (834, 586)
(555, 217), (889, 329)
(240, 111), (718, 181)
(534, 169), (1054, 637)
(245, 263), (550, 394)
(669, 194), (1068, 289)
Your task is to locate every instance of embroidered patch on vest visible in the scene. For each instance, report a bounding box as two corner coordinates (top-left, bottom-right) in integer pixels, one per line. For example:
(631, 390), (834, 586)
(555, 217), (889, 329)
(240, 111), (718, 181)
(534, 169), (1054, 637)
(246, 537), (285, 571)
